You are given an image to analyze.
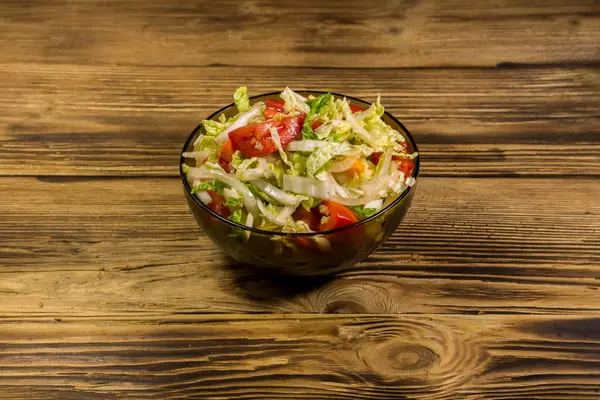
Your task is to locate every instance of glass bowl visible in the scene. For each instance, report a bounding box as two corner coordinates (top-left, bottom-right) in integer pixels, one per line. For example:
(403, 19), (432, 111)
(180, 91), (419, 276)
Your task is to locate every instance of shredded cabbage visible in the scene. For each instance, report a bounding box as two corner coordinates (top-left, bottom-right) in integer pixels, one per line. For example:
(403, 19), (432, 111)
(281, 87), (310, 114)
(233, 86), (250, 113)
(283, 175), (336, 199)
(306, 142), (351, 178)
(182, 87), (418, 234)
(270, 127), (295, 173)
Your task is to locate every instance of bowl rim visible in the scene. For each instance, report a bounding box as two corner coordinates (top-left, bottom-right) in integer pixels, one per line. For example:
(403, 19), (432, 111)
(180, 90), (420, 237)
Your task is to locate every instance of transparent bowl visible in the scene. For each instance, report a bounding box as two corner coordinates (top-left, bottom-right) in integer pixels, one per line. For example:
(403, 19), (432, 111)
(180, 91), (419, 275)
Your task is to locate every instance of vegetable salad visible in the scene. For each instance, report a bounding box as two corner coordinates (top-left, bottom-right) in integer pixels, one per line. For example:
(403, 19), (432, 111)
(182, 87), (418, 236)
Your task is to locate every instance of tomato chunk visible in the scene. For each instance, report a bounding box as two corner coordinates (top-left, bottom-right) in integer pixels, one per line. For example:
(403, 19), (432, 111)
(229, 114), (305, 157)
(370, 150), (415, 177)
(206, 190), (230, 218)
(397, 158), (415, 178)
(291, 207), (321, 249)
(219, 139), (235, 162)
(263, 108), (279, 120)
(293, 207), (321, 231)
(369, 151), (382, 165)
(349, 104), (365, 114)
(311, 120), (324, 130)
(266, 99), (285, 112)
(319, 201), (359, 232)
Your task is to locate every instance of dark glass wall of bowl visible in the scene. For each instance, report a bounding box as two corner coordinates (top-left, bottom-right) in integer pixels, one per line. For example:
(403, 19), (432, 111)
(181, 91), (420, 276)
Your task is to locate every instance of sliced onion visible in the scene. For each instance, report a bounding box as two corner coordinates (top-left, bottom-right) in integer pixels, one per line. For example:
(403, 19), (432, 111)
(245, 213), (254, 228)
(324, 173), (363, 199)
(283, 175), (336, 199)
(332, 149), (392, 206)
(223, 187), (239, 200)
(195, 191), (212, 205)
(187, 166), (259, 217)
(361, 148), (392, 195)
(250, 179), (302, 206)
(364, 199), (383, 211)
(214, 102), (263, 144)
(329, 156), (358, 173)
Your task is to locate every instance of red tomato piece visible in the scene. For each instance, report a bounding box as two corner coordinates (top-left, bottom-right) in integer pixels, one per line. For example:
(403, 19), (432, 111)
(291, 206), (321, 249)
(218, 158), (230, 172)
(219, 139), (235, 162)
(319, 201), (359, 232)
(265, 99), (285, 112)
(397, 158), (415, 178)
(369, 151), (382, 165)
(349, 104), (365, 113)
(206, 190), (230, 218)
(229, 114), (305, 157)
(263, 108), (279, 120)
(293, 207), (321, 231)
(311, 120), (324, 130)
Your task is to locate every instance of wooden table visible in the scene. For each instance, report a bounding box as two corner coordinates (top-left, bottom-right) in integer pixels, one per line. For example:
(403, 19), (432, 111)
(1, 1), (599, 398)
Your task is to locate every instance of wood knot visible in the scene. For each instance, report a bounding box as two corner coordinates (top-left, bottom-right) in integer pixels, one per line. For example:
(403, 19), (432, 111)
(324, 300), (368, 314)
(360, 341), (438, 379)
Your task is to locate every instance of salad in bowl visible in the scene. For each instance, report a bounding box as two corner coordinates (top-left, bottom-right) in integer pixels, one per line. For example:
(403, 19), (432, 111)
(181, 87), (419, 275)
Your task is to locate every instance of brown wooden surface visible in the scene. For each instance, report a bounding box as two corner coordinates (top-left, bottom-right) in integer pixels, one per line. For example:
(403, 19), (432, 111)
(1, 315), (600, 399)
(1, 0), (600, 398)
(2, 64), (599, 177)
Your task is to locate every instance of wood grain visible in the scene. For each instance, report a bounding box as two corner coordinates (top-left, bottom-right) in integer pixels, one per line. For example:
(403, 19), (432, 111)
(2, 0), (600, 397)
(1, 0), (599, 67)
(2, 64), (599, 177)
(1, 314), (599, 399)
(2, 176), (598, 315)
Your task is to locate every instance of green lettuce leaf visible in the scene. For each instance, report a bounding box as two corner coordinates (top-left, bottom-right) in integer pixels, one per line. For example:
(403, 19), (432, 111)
(349, 205), (378, 219)
(302, 93), (333, 139)
(190, 179), (230, 195)
(202, 119), (228, 136)
(229, 150), (245, 170)
(281, 87), (310, 114)
(228, 209), (247, 239)
(301, 197), (320, 211)
(246, 183), (278, 204)
(306, 142), (350, 178)
(329, 121), (353, 142)
(224, 198), (240, 207)
(358, 97), (399, 148)
(194, 135), (219, 153)
(269, 127), (295, 173)
(233, 86), (250, 113)
(282, 220), (312, 233)
(292, 153), (308, 175)
(316, 97), (345, 122)
(268, 160), (285, 187)
(234, 157), (259, 172)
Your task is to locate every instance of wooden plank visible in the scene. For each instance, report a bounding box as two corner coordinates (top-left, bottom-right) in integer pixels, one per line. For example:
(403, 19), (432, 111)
(2, 64), (599, 177)
(0, 314), (599, 399)
(1, 176), (598, 315)
(0, 0), (599, 67)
